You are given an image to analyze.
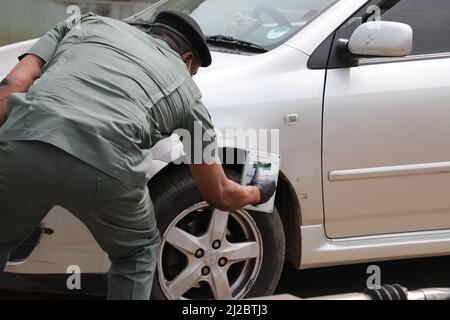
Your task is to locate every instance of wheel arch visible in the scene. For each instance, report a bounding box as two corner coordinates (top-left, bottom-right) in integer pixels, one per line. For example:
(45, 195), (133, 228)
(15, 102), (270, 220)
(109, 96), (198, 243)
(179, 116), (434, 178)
(148, 146), (303, 269)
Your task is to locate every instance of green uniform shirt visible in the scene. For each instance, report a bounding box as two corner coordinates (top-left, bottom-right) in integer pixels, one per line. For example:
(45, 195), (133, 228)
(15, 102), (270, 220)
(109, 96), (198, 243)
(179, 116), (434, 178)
(0, 15), (216, 186)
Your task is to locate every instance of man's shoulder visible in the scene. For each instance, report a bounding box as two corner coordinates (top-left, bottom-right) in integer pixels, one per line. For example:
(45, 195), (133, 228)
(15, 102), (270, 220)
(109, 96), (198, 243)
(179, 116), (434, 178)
(80, 15), (141, 35)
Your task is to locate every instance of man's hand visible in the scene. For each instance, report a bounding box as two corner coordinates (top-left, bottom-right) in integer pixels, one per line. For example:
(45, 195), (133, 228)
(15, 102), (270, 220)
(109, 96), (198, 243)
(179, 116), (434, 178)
(189, 163), (261, 212)
(249, 167), (277, 205)
(0, 54), (45, 126)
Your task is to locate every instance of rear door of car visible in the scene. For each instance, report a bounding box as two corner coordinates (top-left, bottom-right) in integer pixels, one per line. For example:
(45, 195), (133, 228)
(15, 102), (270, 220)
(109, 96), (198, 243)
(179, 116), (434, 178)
(322, 0), (450, 238)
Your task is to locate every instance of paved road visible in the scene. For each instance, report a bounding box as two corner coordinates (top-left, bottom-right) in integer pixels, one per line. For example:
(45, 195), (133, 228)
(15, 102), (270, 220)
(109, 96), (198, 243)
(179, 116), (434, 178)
(276, 255), (450, 299)
(1, 255), (449, 300)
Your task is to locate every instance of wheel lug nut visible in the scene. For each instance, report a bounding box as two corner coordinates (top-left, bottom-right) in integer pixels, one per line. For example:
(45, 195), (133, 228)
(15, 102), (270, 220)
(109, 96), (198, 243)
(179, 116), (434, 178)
(201, 266), (210, 276)
(218, 257), (228, 267)
(195, 249), (205, 258)
(212, 240), (221, 249)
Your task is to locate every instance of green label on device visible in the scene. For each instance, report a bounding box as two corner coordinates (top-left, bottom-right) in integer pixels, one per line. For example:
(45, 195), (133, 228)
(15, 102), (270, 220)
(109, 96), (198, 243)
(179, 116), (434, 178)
(253, 162), (272, 170)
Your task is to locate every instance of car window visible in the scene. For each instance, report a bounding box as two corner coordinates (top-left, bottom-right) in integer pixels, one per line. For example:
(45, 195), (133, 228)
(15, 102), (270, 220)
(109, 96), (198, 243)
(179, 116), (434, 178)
(133, 0), (340, 51)
(324, 0), (450, 69)
(382, 0), (450, 55)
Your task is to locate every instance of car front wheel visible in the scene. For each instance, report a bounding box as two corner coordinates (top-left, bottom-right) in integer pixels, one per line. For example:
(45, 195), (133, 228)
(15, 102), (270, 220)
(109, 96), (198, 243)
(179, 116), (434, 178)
(150, 166), (285, 300)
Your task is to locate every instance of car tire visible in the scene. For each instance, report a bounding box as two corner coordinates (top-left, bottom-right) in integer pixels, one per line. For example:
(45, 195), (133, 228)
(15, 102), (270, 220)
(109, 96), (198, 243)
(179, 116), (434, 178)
(149, 165), (285, 300)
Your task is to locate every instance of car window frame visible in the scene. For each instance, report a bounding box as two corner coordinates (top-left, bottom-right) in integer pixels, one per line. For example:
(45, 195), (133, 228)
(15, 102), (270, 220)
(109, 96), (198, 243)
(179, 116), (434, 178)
(308, 0), (381, 70)
(359, 0), (450, 66)
(309, 0), (450, 70)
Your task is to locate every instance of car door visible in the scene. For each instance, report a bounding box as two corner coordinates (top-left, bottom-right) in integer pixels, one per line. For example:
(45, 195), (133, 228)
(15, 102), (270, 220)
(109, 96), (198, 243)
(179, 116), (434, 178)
(322, 0), (450, 238)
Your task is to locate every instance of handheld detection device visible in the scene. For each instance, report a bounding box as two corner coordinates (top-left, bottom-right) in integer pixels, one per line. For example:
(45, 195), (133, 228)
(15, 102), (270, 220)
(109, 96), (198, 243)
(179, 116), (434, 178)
(240, 150), (280, 213)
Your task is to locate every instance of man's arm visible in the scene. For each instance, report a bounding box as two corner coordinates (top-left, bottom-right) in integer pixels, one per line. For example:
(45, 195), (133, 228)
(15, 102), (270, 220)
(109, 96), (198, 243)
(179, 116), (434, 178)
(0, 54), (45, 126)
(0, 17), (77, 127)
(189, 163), (261, 212)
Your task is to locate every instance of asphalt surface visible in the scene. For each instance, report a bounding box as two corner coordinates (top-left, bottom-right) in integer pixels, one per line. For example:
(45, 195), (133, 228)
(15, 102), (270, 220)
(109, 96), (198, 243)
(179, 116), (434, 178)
(1, 255), (449, 300)
(276, 255), (450, 298)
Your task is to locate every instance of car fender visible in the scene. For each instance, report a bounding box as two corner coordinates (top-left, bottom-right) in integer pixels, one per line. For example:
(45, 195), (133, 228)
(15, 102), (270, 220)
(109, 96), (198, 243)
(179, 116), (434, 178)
(148, 134), (251, 180)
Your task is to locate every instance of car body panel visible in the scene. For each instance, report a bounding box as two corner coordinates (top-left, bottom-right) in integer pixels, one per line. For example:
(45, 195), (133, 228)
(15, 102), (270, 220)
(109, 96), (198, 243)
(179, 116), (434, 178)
(323, 57), (450, 238)
(196, 46), (326, 226)
(6, 207), (109, 274)
(300, 225), (450, 269)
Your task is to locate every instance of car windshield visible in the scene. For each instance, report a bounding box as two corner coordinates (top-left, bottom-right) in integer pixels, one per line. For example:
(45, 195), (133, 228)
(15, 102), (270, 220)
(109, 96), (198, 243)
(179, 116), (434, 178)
(130, 0), (340, 51)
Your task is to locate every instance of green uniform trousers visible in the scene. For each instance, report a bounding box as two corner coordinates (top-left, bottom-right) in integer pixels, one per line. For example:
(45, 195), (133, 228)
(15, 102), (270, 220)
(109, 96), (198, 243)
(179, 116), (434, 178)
(0, 140), (161, 300)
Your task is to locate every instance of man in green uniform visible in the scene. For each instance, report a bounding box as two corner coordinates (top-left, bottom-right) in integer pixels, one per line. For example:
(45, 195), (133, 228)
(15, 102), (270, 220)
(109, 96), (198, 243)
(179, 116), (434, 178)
(0, 11), (276, 299)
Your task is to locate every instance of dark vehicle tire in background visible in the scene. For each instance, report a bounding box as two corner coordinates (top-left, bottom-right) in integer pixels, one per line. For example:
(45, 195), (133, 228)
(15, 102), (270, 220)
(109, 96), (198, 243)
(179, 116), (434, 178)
(150, 166), (285, 300)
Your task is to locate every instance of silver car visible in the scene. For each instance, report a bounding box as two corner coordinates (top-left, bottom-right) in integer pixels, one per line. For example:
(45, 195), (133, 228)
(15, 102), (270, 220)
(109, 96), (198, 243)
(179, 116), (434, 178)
(1, 0), (450, 300)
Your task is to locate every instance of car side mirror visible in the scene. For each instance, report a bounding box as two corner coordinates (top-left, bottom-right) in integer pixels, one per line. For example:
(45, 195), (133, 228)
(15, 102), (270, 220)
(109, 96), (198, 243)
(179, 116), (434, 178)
(347, 21), (413, 57)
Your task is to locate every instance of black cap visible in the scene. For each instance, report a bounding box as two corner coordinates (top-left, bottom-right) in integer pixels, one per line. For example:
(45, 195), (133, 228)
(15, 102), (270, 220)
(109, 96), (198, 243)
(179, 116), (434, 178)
(153, 11), (212, 67)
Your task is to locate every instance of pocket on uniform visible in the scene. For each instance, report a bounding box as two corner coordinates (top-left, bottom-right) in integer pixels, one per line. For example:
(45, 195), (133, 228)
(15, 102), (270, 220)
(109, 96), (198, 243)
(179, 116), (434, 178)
(94, 177), (149, 229)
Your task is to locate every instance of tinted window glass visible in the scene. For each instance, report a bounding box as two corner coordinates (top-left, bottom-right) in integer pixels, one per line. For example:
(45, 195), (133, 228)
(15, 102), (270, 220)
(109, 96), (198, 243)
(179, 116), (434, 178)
(383, 0), (450, 55)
